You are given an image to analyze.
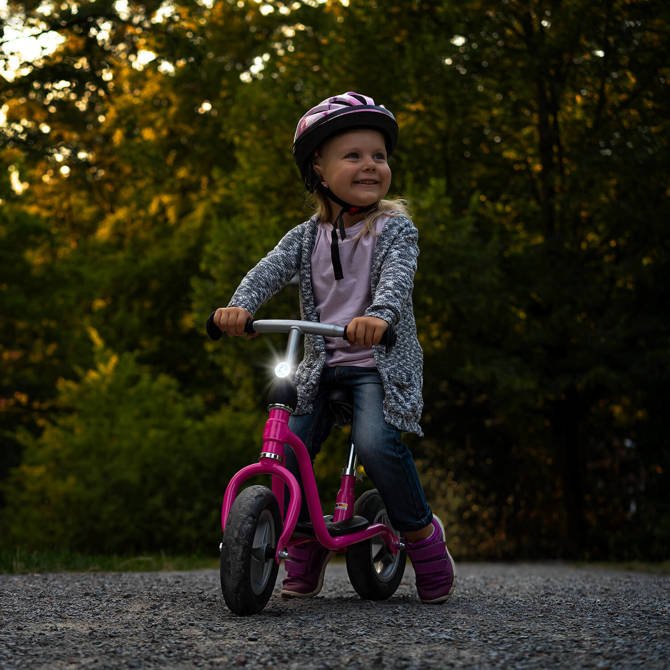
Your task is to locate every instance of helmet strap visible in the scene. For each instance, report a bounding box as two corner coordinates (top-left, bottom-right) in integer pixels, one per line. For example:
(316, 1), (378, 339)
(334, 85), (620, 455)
(330, 217), (344, 281)
(317, 184), (378, 281)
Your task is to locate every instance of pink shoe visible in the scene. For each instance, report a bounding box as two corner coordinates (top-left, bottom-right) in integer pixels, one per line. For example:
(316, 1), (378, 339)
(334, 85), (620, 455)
(405, 516), (456, 603)
(281, 540), (333, 598)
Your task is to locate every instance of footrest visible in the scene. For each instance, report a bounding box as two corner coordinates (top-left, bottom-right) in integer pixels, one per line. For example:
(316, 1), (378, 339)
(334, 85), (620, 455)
(324, 515), (370, 536)
(294, 515), (370, 537)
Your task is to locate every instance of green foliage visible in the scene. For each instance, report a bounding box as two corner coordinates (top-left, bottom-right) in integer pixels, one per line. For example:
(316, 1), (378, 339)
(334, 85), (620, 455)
(1, 338), (261, 553)
(0, 548), (218, 574)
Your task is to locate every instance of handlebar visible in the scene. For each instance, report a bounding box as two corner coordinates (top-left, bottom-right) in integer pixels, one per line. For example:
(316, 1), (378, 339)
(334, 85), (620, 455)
(206, 313), (396, 351)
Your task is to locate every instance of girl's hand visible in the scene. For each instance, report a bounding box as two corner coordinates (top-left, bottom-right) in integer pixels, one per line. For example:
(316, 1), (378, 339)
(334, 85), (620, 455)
(212, 306), (253, 337)
(346, 316), (389, 348)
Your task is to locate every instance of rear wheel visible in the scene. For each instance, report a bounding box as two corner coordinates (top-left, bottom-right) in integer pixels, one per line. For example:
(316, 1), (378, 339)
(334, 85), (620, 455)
(220, 485), (281, 615)
(345, 489), (406, 600)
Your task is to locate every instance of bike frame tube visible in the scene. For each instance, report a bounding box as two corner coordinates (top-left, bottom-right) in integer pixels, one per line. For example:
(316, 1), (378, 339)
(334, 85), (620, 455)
(221, 407), (402, 563)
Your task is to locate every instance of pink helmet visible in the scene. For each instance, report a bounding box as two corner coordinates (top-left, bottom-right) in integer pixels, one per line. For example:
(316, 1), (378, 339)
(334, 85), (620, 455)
(293, 92), (398, 191)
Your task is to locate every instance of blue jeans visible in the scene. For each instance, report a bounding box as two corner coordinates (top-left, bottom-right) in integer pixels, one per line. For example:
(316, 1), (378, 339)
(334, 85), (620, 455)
(286, 366), (432, 533)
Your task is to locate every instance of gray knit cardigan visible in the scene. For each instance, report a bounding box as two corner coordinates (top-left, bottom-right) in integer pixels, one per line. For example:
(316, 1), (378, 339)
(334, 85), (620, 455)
(228, 213), (424, 436)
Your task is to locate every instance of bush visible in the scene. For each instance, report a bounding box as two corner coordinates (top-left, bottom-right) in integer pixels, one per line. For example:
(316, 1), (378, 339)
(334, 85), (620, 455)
(0, 340), (262, 554)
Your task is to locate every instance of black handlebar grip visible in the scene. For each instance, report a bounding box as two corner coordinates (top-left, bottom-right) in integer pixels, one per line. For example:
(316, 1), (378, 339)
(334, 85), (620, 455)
(206, 311), (222, 340)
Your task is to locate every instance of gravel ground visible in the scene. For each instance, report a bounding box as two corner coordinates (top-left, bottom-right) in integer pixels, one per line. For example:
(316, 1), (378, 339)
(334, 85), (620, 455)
(1, 561), (668, 669)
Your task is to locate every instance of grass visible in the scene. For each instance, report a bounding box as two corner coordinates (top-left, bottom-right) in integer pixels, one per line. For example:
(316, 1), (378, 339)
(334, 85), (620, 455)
(3, 549), (669, 576)
(0, 548), (219, 574)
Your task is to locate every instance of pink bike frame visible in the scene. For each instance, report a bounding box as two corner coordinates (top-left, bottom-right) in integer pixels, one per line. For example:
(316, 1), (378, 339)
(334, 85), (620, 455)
(221, 406), (402, 564)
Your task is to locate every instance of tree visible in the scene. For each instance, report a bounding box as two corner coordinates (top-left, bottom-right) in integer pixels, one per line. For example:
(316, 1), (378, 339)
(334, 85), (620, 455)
(1, 0), (667, 559)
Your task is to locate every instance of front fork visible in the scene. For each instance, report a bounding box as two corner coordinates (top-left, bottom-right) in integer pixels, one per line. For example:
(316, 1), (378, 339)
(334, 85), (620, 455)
(220, 406), (305, 563)
(221, 461), (303, 565)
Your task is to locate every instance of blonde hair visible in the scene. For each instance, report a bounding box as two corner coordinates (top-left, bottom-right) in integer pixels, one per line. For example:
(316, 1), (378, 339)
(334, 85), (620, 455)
(311, 192), (410, 237)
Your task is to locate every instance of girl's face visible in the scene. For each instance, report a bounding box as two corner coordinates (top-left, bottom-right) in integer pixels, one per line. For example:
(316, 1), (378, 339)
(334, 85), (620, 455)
(313, 129), (392, 211)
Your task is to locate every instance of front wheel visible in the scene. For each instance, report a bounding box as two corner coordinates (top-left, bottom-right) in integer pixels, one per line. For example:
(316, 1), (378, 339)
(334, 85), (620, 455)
(220, 485), (281, 615)
(345, 489), (406, 600)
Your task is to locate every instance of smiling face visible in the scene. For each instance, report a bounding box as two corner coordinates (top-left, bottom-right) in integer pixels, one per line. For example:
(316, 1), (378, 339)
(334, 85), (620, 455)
(313, 129), (392, 218)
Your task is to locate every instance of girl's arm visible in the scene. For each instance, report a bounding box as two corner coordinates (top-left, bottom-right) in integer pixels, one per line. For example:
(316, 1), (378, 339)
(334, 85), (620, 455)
(365, 216), (419, 326)
(227, 223), (306, 315)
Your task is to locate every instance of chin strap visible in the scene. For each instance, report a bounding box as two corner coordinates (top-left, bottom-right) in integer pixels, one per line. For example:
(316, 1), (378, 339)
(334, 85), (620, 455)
(319, 184), (378, 281)
(330, 214), (345, 281)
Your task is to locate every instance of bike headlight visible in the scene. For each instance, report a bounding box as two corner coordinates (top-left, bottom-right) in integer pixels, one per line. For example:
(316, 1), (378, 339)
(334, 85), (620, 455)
(274, 361), (291, 379)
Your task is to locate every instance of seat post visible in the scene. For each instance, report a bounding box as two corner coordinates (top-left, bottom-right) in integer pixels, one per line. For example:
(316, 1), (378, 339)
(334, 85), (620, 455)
(343, 442), (357, 476)
(333, 442), (357, 523)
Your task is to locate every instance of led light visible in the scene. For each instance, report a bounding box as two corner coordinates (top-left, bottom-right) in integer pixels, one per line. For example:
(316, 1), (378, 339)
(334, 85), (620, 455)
(274, 361), (291, 378)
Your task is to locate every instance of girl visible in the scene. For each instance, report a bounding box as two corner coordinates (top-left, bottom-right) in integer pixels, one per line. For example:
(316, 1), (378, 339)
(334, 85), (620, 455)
(212, 92), (455, 604)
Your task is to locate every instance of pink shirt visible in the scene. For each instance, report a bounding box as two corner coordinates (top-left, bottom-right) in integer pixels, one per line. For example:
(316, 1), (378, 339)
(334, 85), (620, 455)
(311, 216), (386, 367)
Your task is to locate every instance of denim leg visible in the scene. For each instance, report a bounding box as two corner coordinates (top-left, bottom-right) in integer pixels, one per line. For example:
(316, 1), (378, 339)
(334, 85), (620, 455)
(285, 366), (432, 532)
(340, 367), (433, 533)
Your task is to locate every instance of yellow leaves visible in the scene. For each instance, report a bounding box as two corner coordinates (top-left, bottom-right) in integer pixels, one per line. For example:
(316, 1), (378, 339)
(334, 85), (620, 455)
(513, 307), (527, 335)
(609, 398), (648, 426)
(394, 30), (408, 44)
(141, 127), (156, 141)
(14, 464), (48, 490)
(87, 326), (105, 351)
(405, 101), (426, 112)
(95, 205), (132, 241)
(180, 312), (195, 331)
(8, 165), (28, 195)
(418, 319), (451, 353)
(95, 218), (114, 241)
(148, 193), (182, 225)
(2, 349), (22, 363)
(580, 230), (600, 250)
(83, 353), (119, 383)
(1, 391), (30, 412)
(97, 354), (119, 378)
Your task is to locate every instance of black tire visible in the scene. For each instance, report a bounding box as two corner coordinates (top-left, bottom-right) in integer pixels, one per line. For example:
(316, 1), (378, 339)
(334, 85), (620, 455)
(345, 489), (406, 600)
(220, 485), (281, 616)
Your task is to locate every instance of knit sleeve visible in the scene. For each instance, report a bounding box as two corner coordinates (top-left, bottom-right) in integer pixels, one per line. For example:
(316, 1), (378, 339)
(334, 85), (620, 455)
(228, 223), (305, 314)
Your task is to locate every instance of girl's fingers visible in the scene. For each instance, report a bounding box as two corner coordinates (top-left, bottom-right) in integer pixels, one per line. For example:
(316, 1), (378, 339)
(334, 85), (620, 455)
(347, 317), (388, 347)
(213, 307), (251, 336)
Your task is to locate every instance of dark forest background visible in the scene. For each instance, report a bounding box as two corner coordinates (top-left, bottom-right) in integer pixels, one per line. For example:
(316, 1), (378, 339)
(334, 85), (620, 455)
(1, 0), (668, 561)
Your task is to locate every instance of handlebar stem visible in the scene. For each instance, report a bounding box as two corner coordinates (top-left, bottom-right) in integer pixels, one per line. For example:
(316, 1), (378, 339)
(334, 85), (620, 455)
(284, 326), (302, 371)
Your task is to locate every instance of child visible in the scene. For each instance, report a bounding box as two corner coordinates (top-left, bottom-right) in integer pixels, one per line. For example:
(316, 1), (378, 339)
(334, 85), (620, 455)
(211, 92), (455, 604)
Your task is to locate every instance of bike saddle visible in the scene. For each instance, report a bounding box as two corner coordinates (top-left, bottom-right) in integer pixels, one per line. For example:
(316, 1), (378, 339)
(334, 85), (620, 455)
(327, 387), (353, 426)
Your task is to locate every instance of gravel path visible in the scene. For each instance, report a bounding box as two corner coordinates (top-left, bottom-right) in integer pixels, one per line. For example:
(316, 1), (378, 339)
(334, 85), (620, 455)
(1, 562), (668, 669)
